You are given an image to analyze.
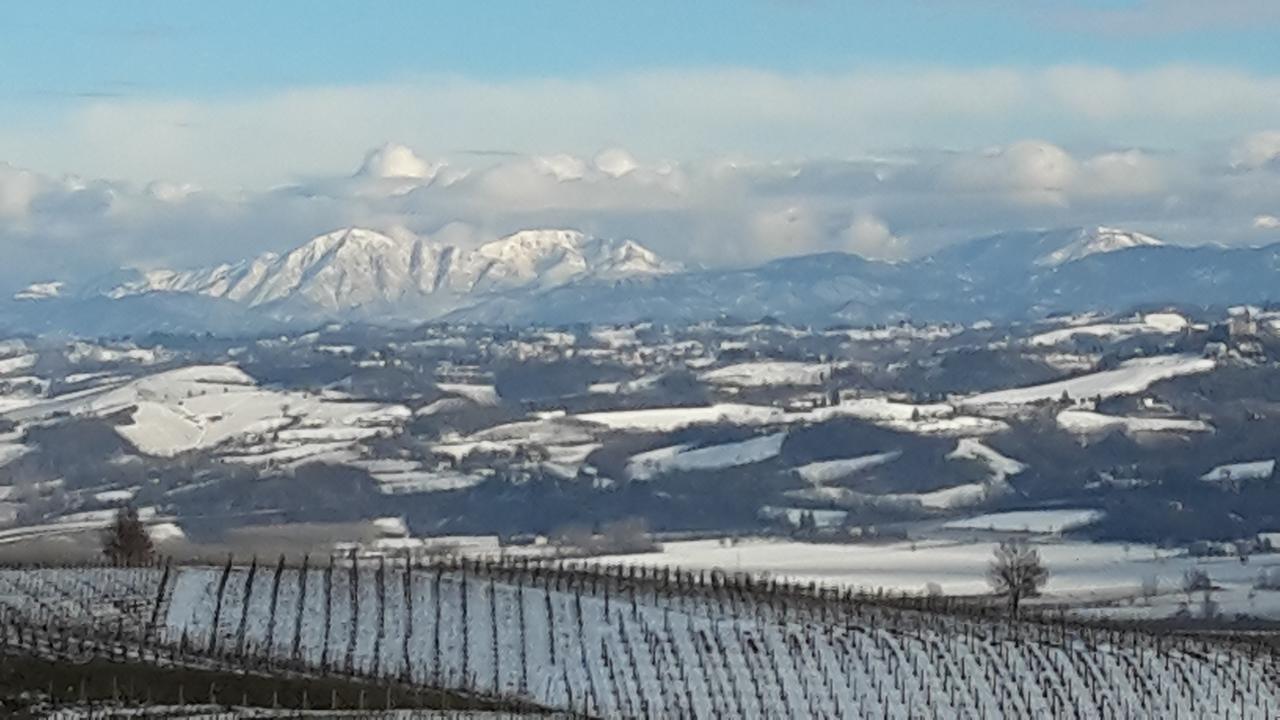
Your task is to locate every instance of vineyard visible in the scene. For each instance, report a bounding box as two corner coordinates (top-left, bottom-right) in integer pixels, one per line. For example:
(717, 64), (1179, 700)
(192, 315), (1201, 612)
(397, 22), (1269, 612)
(1, 558), (1279, 718)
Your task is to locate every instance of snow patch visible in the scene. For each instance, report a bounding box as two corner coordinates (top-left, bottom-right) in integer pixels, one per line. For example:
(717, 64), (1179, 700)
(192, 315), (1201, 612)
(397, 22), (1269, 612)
(627, 432), (786, 481)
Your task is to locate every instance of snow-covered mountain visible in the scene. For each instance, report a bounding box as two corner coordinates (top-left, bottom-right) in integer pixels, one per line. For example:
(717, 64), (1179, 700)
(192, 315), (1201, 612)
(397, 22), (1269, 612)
(11, 224), (1280, 335)
(1032, 227), (1164, 268)
(105, 228), (678, 318)
(446, 226), (1280, 327)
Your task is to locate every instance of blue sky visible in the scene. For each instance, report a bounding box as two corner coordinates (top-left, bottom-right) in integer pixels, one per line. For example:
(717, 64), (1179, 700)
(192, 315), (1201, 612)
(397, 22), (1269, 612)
(0, 1), (1278, 287)
(4, 1), (1278, 101)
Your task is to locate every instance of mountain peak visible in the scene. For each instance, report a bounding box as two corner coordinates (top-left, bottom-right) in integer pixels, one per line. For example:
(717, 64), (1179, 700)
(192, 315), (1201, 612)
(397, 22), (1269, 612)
(1034, 226), (1164, 268)
(101, 227), (674, 319)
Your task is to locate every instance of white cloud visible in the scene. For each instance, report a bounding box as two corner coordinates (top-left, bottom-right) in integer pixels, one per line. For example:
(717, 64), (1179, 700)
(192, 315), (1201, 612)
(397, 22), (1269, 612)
(0, 163), (45, 220)
(1256, 215), (1280, 230)
(942, 141), (1077, 205)
(843, 213), (907, 261)
(594, 149), (639, 179)
(1, 133), (1279, 292)
(533, 154), (588, 182)
(1075, 150), (1168, 197)
(357, 143), (437, 180)
(1231, 131), (1280, 170)
(4, 65), (1279, 191)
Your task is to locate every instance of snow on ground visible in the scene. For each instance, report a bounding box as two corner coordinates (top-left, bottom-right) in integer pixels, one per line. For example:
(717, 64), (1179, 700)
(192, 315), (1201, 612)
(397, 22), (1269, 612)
(943, 509), (1104, 533)
(805, 440), (1022, 508)
(590, 326), (639, 348)
(437, 382), (499, 406)
(576, 403), (786, 431)
(812, 397), (1008, 436)
(12, 281), (63, 300)
(909, 483), (992, 509)
(0, 353), (36, 376)
(147, 522), (186, 543)
(1201, 459), (1276, 482)
(427, 418), (598, 475)
(144, 553), (1278, 718)
(627, 432), (786, 481)
(701, 361), (833, 387)
(373, 516), (409, 537)
(65, 343), (167, 365)
(1040, 352), (1099, 372)
(544, 443), (600, 467)
(369, 469), (488, 494)
(1028, 312), (1188, 347)
(960, 354), (1215, 407)
(414, 397), (473, 416)
(759, 506), (848, 528)
(93, 488), (138, 504)
(595, 537), (1180, 598)
(947, 438), (1025, 483)
(471, 417), (595, 446)
(784, 483), (991, 512)
(794, 451), (901, 484)
(823, 397), (951, 421)
(349, 458), (490, 494)
(871, 414), (1008, 436)
(0, 364), (412, 470)
(1057, 409), (1212, 436)
(0, 430), (29, 467)
(588, 374), (662, 395)
(578, 398), (1003, 437)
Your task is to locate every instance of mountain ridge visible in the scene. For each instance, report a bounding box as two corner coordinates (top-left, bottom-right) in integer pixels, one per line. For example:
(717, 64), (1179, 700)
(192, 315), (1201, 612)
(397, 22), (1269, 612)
(102, 227), (679, 319)
(10, 225), (1280, 335)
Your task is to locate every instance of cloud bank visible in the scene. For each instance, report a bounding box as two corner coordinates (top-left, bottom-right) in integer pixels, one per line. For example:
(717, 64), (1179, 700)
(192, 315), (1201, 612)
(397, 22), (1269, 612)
(1, 64), (1279, 292)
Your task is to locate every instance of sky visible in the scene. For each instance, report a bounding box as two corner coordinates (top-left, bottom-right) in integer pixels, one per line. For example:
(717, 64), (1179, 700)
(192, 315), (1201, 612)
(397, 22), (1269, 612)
(1, 0), (1279, 290)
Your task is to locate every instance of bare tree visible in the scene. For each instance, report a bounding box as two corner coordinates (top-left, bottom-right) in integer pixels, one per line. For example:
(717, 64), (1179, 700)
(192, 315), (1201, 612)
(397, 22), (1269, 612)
(987, 539), (1048, 616)
(1182, 568), (1212, 602)
(101, 506), (155, 565)
(1140, 574), (1159, 605)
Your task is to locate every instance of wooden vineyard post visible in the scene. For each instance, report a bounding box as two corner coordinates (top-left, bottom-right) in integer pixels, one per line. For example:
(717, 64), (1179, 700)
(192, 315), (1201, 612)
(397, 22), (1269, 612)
(490, 574), (500, 695)
(517, 572), (528, 695)
(207, 554), (234, 654)
(461, 558), (470, 689)
(265, 554), (285, 659)
(346, 549), (359, 674)
(321, 554), (335, 672)
(374, 555), (386, 677)
(292, 554), (309, 662)
(145, 557), (171, 644)
(234, 556), (258, 659)
(402, 556), (413, 683)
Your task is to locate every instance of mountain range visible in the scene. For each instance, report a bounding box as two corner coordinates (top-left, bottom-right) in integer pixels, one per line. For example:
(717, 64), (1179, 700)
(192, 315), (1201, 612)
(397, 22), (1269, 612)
(6, 225), (1280, 336)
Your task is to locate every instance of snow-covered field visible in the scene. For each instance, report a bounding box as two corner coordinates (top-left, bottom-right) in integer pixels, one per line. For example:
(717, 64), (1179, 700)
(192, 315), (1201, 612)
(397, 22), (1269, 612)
(626, 432), (786, 481)
(0, 364), (416, 489)
(1202, 459), (1276, 482)
(1028, 312), (1190, 347)
(1057, 409), (1212, 436)
(700, 361), (834, 387)
(943, 509), (1105, 534)
(948, 438), (1025, 484)
(793, 451), (901, 484)
(575, 403), (787, 432)
(961, 354), (1215, 407)
(2, 560), (1276, 718)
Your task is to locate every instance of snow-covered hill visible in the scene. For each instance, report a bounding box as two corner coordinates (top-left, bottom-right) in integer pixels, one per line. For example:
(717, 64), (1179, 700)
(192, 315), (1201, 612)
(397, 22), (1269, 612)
(1033, 226), (1164, 267)
(105, 227), (678, 318)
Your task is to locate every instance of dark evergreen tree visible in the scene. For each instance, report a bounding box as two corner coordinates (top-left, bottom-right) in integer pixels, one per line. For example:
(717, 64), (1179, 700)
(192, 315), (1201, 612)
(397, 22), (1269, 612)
(101, 506), (155, 565)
